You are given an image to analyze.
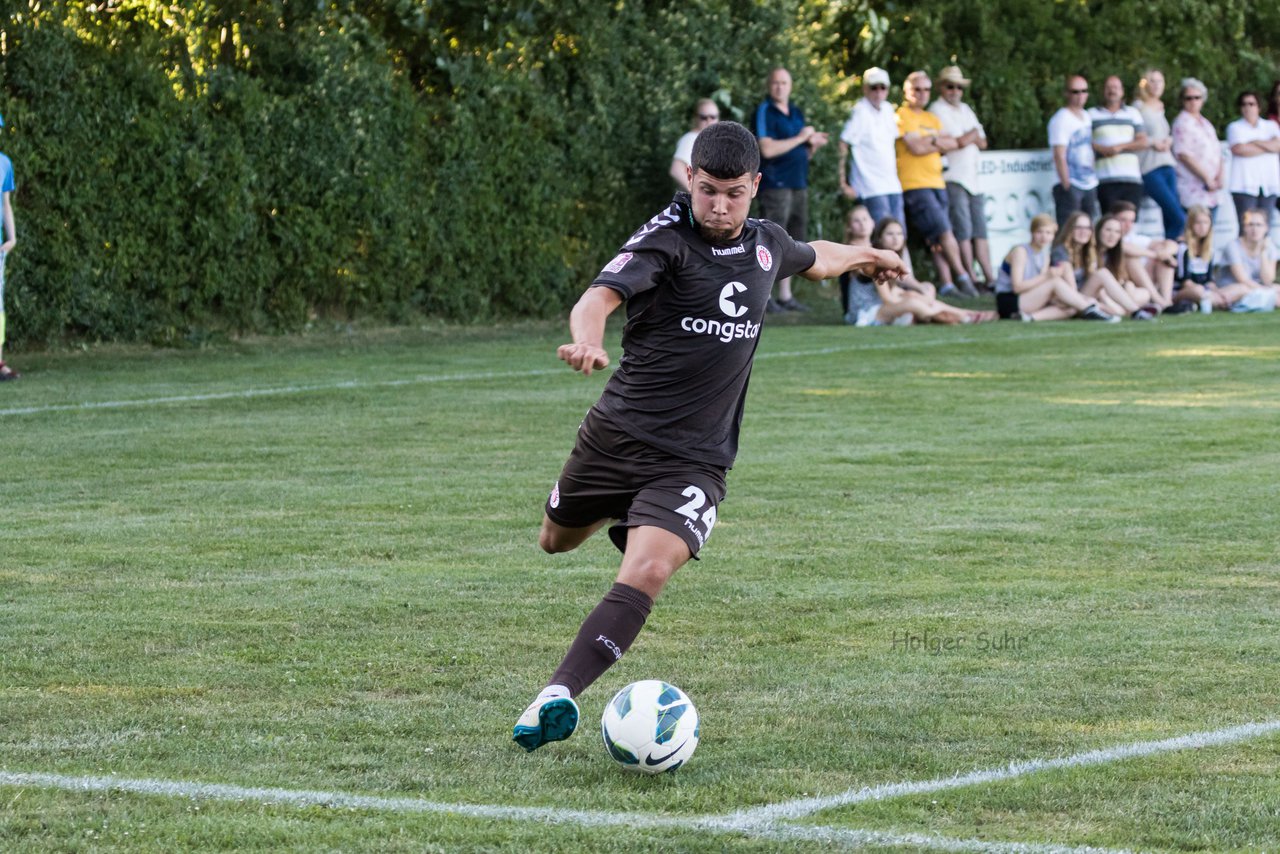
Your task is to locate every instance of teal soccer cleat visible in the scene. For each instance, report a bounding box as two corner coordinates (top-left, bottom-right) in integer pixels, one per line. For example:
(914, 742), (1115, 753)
(512, 696), (580, 752)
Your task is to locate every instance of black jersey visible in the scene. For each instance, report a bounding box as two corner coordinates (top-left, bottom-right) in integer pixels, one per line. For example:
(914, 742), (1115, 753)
(589, 193), (817, 468)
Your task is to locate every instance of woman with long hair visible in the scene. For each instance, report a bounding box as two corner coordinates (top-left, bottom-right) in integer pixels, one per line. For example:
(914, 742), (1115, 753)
(994, 214), (1116, 321)
(1171, 205), (1227, 311)
(1050, 210), (1097, 289)
(846, 218), (995, 326)
(1133, 68), (1185, 239)
(1082, 216), (1157, 319)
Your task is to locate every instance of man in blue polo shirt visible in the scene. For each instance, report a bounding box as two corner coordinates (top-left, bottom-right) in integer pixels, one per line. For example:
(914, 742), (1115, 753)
(754, 67), (828, 312)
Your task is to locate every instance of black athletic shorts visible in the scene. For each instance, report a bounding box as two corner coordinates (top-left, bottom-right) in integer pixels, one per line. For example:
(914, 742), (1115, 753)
(544, 408), (728, 558)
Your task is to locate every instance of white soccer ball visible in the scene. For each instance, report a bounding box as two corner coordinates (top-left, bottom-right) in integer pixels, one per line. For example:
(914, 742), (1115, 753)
(600, 680), (700, 773)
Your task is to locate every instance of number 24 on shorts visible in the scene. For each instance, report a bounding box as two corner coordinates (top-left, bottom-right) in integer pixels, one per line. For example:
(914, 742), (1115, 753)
(674, 485), (717, 544)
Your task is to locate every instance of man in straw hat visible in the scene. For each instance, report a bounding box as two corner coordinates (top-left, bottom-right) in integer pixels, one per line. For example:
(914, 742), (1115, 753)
(929, 65), (994, 289)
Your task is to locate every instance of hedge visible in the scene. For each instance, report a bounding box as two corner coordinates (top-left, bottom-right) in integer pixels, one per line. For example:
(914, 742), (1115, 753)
(1, 2), (1276, 346)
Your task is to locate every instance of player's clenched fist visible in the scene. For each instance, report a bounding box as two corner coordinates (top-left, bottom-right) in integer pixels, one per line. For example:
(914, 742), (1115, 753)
(557, 343), (610, 376)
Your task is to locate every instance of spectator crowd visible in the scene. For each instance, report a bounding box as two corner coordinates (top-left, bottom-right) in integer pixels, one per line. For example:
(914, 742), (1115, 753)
(671, 67), (1280, 327)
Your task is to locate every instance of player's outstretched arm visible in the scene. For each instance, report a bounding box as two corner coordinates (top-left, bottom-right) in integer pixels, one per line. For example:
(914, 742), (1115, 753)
(800, 241), (907, 283)
(557, 286), (624, 376)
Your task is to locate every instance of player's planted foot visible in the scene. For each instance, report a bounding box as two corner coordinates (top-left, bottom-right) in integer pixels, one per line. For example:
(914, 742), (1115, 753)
(513, 695), (579, 752)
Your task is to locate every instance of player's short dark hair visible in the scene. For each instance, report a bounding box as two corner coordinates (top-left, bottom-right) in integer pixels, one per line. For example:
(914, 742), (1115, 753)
(1108, 200), (1138, 216)
(691, 121), (760, 180)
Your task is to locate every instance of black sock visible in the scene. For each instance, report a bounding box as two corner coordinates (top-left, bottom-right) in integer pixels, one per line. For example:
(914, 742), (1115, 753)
(550, 582), (653, 697)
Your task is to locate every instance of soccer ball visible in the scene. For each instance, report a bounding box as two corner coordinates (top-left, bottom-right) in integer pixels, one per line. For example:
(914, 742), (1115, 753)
(600, 680), (700, 773)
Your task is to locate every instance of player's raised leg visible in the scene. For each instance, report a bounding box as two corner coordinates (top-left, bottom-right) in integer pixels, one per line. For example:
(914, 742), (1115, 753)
(538, 514), (610, 554)
(513, 526), (690, 752)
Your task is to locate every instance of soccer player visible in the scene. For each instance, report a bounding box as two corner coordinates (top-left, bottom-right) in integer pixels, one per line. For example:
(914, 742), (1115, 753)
(513, 121), (905, 752)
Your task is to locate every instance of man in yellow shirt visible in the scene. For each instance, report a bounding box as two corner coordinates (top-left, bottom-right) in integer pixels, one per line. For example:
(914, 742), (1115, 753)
(896, 71), (978, 296)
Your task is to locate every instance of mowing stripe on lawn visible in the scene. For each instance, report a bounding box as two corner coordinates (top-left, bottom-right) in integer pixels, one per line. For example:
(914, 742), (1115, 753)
(0, 322), (1190, 419)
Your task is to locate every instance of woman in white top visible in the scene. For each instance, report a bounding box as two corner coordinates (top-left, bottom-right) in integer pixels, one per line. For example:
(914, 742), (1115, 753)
(668, 99), (719, 190)
(1133, 69), (1184, 239)
(1225, 90), (1280, 230)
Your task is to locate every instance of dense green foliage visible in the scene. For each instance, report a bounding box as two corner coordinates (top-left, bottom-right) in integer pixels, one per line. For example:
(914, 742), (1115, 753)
(1, 1), (1278, 345)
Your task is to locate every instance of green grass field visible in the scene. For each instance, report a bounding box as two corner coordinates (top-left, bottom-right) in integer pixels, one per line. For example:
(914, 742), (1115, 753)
(2, 306), (1278, 852)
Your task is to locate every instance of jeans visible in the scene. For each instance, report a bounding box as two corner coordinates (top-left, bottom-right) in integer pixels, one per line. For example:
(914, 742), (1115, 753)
(861, 193), (905, 231)
(1052, 184), (1099, 227)
(1141, 166), (1185, 239)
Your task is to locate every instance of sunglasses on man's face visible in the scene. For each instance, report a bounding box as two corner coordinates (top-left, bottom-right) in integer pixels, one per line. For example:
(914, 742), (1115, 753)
(1068, 88), (1088, 95)
(698, 114), (719, 121)
(943, 84), (962, 91)
(1184, 94), (1203, 101)
(868, 84), (887, 91)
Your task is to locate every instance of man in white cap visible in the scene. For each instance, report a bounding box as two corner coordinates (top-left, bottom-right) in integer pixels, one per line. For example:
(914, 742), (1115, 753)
(838, 67), (904, 228)
(929, 65), (994, 288)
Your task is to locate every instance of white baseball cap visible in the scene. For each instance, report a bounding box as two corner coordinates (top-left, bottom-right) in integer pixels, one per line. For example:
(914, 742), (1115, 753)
(864, 67), (890, 88)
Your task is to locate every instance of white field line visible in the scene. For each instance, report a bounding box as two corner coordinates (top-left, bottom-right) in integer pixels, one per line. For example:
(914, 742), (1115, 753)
(729, 718), (1280, 826)
(0, 771), (1129, 854)
(4, 717), (1277, 852)
(0, 322), (1183, 419)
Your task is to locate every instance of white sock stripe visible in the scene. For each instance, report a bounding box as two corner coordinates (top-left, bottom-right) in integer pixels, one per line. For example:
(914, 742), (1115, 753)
(730, 718), (1280, 824)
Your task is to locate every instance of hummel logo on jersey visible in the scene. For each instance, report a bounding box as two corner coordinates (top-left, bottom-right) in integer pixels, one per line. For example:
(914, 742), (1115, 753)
(711, 244), (745, 256)
(624, 206), (680, 247)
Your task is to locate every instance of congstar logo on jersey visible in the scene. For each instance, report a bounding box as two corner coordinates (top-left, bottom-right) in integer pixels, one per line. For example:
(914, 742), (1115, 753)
(680, 282), (761, 343)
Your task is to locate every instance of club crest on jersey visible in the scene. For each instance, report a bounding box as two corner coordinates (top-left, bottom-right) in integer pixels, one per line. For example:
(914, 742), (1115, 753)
(756, 245), (773, 271)
(603, 252), (633, 274)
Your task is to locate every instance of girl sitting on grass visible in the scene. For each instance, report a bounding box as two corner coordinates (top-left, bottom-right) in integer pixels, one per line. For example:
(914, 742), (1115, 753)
(846, 218), (996, 326)
(994, 213), (1117, 322)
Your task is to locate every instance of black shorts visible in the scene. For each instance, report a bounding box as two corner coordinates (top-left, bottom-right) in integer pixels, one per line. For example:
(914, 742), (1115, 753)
(545, 408), (728, 558)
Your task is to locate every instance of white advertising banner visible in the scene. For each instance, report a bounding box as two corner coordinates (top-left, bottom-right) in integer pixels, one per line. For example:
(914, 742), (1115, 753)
(975, 144), (1263, 270)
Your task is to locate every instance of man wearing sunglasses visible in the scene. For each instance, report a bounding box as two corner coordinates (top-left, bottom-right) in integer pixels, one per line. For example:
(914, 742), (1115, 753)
(896, 70), (979, 297)
(1049, 74), (1100, 226)
(838, 67), (904, 231)
(670, 99), (721, 191)
(928, 65), (994, 290)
